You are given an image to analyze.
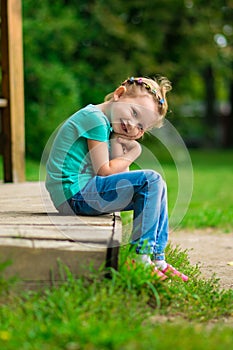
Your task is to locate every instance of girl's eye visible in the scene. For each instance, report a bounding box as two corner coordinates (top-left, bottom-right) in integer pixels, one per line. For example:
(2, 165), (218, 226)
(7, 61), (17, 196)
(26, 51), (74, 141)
(138, 123), (144, 131)
(132, 109), (137, 117)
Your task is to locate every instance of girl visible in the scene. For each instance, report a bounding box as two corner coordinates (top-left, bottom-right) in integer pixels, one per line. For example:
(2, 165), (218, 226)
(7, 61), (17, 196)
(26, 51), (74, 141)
(46, 76), (188, 281)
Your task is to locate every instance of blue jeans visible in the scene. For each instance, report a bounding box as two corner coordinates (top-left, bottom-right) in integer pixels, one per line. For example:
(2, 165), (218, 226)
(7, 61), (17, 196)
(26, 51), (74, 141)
(63, 170), (168, 260)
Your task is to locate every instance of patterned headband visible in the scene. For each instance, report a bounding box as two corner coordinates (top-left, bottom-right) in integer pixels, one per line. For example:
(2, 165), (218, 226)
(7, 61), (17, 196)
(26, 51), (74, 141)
(121, 77), (165, 105)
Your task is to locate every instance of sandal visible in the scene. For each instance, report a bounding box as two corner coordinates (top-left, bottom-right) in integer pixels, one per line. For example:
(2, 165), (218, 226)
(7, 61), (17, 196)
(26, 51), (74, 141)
(130, 259), (167, 280)
(162, 264), (188, 282)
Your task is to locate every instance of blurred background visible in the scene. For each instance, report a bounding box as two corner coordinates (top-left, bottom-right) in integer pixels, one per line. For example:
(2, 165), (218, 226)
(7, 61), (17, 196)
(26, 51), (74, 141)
(22, 0), (233, 160)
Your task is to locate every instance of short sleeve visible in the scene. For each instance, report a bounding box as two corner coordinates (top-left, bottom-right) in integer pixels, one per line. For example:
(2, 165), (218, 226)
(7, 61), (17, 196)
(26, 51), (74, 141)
(71, 107), (111, 142)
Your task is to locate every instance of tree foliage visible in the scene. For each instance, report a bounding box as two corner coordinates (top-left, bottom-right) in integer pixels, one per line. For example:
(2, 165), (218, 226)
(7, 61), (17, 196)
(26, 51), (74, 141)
(22, 0), (233, 159)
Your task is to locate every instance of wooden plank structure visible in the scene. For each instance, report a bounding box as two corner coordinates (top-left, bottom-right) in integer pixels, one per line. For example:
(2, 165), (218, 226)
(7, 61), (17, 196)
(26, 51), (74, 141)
(0, 182), (122, 288)
(0, 0), (25, 182)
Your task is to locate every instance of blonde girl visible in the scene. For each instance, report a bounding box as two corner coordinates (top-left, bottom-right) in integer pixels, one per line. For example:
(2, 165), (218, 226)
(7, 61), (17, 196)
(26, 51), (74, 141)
(46, 76), (188, 281)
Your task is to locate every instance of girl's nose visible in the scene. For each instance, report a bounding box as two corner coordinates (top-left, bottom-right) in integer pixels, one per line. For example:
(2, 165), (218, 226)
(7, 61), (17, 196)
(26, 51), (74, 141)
(128, 120), (136, 129)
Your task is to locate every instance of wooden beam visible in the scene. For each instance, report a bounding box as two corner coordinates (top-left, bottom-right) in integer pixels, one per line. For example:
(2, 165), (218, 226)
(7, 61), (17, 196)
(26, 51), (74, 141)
(0, 98), (8, 107)
(0, 100), (8, 153)
(1, 0), (25, 182)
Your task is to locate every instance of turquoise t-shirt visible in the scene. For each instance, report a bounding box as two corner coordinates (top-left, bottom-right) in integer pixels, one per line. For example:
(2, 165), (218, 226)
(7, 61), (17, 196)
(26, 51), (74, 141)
(46, 104), (112, 208)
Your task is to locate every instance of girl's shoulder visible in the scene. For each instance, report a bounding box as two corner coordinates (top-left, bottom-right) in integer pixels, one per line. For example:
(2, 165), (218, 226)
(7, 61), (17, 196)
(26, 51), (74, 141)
(71, 104), (109, 126)
(55, 104), (111, 143)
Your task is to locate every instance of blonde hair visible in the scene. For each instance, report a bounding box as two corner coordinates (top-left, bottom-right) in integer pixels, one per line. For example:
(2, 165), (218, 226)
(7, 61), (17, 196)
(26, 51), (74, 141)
(104, 76), (172, 128)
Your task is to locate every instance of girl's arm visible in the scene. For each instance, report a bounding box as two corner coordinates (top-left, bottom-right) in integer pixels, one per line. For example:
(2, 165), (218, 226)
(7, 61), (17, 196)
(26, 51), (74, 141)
(87, 137), (141, 176)
(110, 133), (126, 159)
(110, 133), (129, 172)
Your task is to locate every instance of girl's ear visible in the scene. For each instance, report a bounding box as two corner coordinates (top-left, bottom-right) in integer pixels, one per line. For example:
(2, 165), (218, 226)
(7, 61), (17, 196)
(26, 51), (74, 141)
(113, 86), (126, 101)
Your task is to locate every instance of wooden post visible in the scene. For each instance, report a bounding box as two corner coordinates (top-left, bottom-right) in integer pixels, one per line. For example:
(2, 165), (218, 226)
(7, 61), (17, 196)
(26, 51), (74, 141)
(1, 0), (25, 182)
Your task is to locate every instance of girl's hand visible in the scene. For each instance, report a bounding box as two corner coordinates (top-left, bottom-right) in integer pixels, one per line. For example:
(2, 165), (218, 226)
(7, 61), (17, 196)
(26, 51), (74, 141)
(88, 136), (141, 176)
(117, 137), (142, 157)
(110, 133), (141, 159)
(110, 133), (125, 158)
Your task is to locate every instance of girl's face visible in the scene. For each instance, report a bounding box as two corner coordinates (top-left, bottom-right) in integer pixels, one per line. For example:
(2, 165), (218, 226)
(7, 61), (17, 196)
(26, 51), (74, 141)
(109, 92), (159, 139)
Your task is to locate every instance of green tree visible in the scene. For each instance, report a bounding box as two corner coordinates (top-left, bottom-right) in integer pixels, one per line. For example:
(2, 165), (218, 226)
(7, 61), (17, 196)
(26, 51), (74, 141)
(23, 0), (233, 159)
(23, 0), (81, 159)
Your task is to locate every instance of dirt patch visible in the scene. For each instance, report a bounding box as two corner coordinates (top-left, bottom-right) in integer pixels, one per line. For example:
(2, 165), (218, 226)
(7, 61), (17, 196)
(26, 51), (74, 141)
(170, 229), (233, 289)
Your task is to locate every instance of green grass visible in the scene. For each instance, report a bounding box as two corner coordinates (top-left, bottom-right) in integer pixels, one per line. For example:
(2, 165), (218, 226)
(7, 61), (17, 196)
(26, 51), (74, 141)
(181, 150), (233, 230)
(0, 157), (40, 182)
(1, 151), (233, 349)
(25, 158), (43, 181)
(0, 246), (233, 349)
(130, 149), (233, 231)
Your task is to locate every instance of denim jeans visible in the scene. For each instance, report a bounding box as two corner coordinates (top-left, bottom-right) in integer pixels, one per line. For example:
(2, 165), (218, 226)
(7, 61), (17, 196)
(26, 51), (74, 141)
(61, 170), (168, 260)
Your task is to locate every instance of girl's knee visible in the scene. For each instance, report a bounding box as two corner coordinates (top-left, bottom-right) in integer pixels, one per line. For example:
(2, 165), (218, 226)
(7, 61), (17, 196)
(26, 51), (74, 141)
(144, 170), (167, 192)
(144, 170), (163, 183)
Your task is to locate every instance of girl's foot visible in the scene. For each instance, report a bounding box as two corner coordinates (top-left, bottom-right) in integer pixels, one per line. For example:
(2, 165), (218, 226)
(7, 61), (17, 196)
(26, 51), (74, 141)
(132, 254), (167, 280)
(161, 264), (189, 282)
(153, 260), (188, 282)
(151, 266), (167, 280)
